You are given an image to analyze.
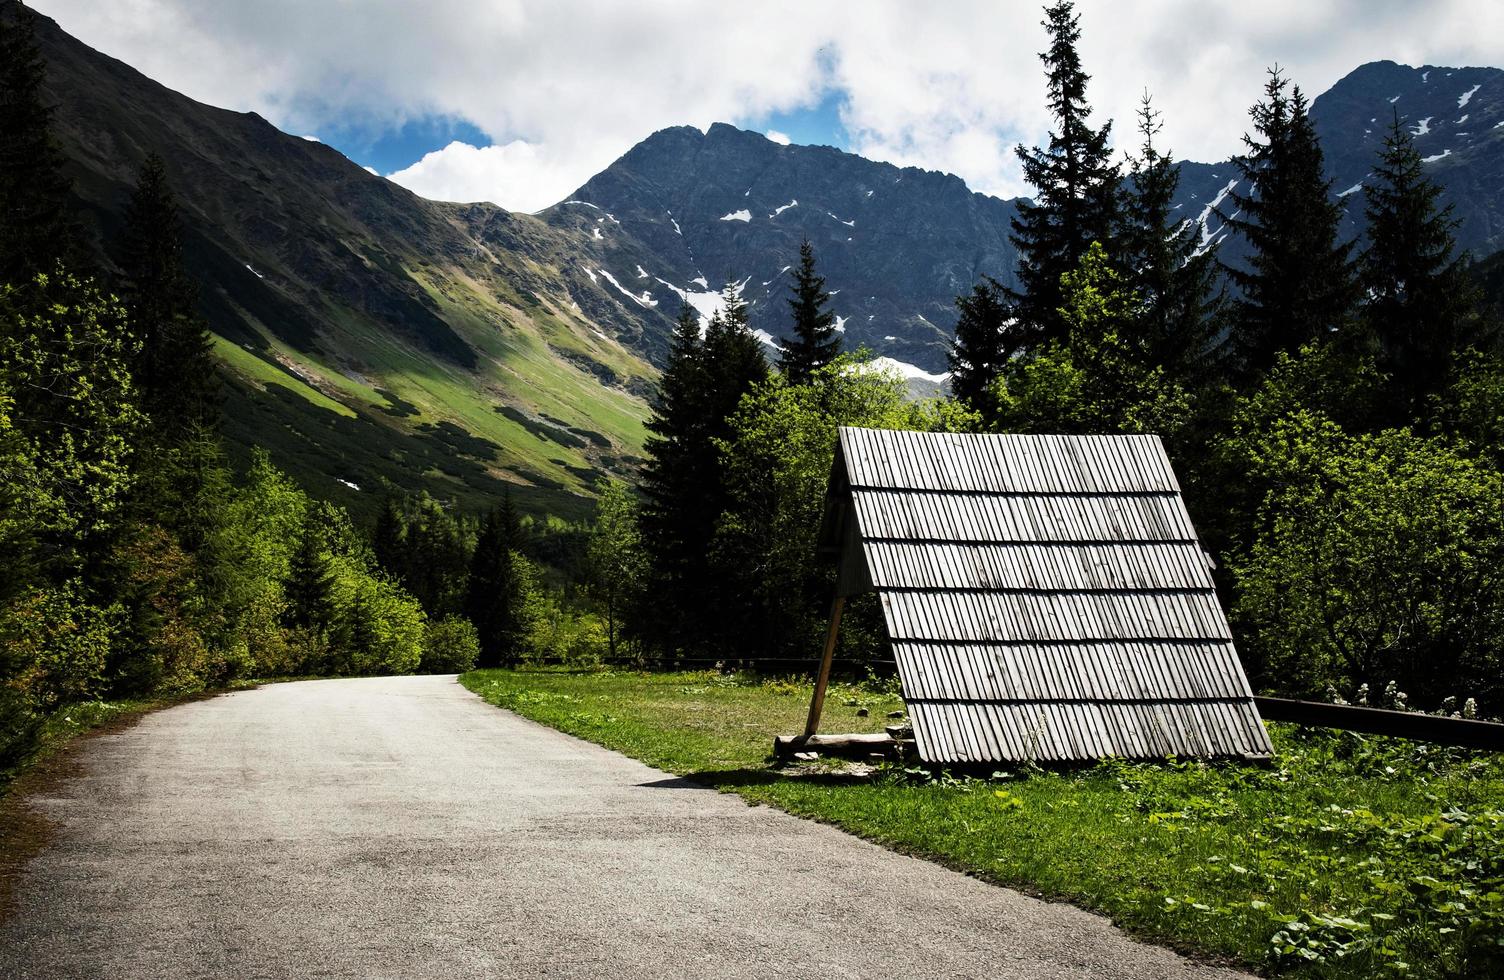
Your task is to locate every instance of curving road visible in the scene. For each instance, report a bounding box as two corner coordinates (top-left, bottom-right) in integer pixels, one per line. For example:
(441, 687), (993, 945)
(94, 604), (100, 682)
(0, 675), (1250, 978)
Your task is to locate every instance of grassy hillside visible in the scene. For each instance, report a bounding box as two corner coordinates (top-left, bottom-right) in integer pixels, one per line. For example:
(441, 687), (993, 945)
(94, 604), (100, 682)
(26, 1), (659, 521)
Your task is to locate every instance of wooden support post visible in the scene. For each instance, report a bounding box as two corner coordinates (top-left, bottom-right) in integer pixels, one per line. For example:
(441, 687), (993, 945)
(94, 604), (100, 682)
(804, 594), (846, 737)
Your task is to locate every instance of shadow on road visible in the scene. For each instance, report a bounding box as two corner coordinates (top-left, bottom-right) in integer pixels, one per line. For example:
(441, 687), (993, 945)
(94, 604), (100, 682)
(637, 768), (874, 792)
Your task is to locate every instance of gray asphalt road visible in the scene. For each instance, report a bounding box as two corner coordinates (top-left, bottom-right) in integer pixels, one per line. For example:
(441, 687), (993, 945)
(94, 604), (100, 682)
(0, 675), (1251, 979)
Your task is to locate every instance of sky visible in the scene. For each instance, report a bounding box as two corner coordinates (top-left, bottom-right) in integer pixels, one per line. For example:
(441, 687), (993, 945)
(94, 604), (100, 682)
(31, 0), (1504, 214)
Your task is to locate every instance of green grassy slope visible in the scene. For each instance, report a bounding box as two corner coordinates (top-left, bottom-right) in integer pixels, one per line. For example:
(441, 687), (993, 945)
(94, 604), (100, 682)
(26, 1), (660, 521)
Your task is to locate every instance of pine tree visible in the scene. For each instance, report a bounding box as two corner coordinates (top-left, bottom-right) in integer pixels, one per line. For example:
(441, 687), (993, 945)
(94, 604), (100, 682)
(1360, 112), (1482, 421)
(779, 239), (840, 383)
(1008, 0), (1121, 351)
(371, 495), (404, 579)
(466, 493), (525, 667)
(118, 153), (217, 435)
(637, 290), (767, 655)
(283, 511), (336, 634)
(946, 276), (1011, 424)
(1121, 94), (1223, 383)
(0, 3), (76, 288)
(1221, 68), (1357, 377)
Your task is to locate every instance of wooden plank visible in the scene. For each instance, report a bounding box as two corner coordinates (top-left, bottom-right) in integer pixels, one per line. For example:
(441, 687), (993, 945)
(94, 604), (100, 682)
(803, 595), (847, 737)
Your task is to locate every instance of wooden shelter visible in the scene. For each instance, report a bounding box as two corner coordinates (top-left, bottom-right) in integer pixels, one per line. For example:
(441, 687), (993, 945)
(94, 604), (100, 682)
(811, 427), (1272, 765)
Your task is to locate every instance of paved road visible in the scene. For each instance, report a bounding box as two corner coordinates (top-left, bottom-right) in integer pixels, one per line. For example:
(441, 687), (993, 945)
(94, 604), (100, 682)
(0, 675), (1250, 979)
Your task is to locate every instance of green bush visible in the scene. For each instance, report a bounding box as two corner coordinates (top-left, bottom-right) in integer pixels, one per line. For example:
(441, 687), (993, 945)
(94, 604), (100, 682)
(421, 616), (479, 674)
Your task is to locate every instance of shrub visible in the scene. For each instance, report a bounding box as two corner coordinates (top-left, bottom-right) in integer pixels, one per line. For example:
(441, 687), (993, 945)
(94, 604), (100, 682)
(421, 616), (479, 674)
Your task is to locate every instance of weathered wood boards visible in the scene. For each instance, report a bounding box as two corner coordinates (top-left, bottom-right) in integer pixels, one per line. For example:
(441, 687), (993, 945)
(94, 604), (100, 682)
(815, 427), (1273, 765)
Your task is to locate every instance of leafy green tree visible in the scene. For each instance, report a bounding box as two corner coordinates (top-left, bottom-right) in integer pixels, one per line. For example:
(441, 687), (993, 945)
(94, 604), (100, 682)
(713, 358), (978, 662)
(331, 567), (425, 676)
(1230, 413), (1504, 709)
(947, 276), (1012, 424)
(992, 242), (1191, 437)
(1008, 0), (1121, 351)
(1221, 68), (1357, 377)
(1120, 94), (1223, 384)
(778, 239), (840, 383)
(0, 4), (76, 287)
(420, 616), (480, 674)
(0, 271), (142, 579)
(1359, 114), (1483, 423)
(586, 478), (644, 660)
(466, 494), (527, 666)
(118, 153), (218, 436)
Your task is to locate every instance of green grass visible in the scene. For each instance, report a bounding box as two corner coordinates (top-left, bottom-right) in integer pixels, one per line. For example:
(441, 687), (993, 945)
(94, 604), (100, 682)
(461, 668), (1504, 979)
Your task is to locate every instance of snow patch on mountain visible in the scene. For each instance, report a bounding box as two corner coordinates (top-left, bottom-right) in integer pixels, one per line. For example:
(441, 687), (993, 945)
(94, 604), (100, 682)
(1457, 114), (1469, 125)
(1412, 116), (1433, 136)
(720, 209), (751, 222)
(636, 265), (649, 279)
(692, 276), (709, 288)
(1338, 182), (1363, 197)
(668, 212), (682, 235)
(1196, 179), (1238, 247)
(827, 211), (856, 227)
(1422, 148), (1452, 163)
(592, 226), (603, 240)
(770, 199), (798, 218)
(751, 329), (781, 349)
(833, 315), (848, 333)
(866, 356), (949, 384)
(597, 268), (657, 309)
(1458, 84), (1482, 108)
(562, 200), (600, 210)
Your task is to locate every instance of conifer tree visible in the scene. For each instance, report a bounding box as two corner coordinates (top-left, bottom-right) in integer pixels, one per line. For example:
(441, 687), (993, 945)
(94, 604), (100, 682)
(779, 239), (840, 383)
(1360, 112), (1482, 420)
(1008, 0), (1121, 351)
(947, 276), (1011, 425)
(466, 492), (525, 667)
(283, 512), (336, 635)
(118, 154), (217, 435)
(637, 290), (767, 654)
(0, 3), (75, 288)
(1121, 94), (1223, 383)
(1221, 68), (1357, 377)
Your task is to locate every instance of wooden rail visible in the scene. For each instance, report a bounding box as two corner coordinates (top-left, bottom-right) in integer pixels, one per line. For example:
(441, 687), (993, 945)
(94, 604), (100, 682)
(1254, 697), (1504, 751)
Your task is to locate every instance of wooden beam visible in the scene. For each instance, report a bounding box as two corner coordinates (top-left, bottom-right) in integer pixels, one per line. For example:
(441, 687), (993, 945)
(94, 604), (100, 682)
(1254, 697), (1504, 750)
(774, 732), (894, 760)
(804, 594), (846, 737)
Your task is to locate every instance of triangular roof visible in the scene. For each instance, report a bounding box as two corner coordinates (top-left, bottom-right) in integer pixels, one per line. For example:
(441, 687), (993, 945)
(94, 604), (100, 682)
(822, 427), (1272, 764)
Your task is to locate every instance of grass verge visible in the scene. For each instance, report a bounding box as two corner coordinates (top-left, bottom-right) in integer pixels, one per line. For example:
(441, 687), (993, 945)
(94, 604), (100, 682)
(462, 667), (1504, 979)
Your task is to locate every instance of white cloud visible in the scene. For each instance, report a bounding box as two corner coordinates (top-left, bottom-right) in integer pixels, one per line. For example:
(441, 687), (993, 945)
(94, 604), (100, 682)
(30, 1), (1504, 210)
(765, 129), (791, 145)
(387, 139), (554, 209)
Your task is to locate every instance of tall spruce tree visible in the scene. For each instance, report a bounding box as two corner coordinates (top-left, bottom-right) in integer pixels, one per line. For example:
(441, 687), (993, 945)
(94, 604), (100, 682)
(1121, 94), (1223, 383)
(637, 290), (767, 655)
(1008, 0), (1121, 351)
(283, 512), (336, 635)
(637, 303), (708, 652)
(1220, 68), (1357, 377)
(466, 492), (525, 667)
(947, 276), (1011, 424)
(1360, 112), (1481, 421)
(118, 154), (217, 435)
(779, 239), (840, 383)
(0, 3), (75, 288)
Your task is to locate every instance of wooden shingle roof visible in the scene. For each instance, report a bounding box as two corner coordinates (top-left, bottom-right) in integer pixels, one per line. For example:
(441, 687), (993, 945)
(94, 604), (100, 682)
(821, 427), (1272, 764)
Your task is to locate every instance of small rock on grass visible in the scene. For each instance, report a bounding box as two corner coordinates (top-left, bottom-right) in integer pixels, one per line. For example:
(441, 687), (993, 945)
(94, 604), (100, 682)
(856, 707), (869, 717)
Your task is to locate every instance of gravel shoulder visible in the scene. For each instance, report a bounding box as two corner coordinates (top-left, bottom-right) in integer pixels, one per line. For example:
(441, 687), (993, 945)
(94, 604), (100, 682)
(0, 674), (1251, 979)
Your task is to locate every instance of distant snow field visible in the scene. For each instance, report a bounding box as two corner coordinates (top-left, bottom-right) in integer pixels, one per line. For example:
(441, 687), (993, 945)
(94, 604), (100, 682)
(719, 209), (751, 222)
